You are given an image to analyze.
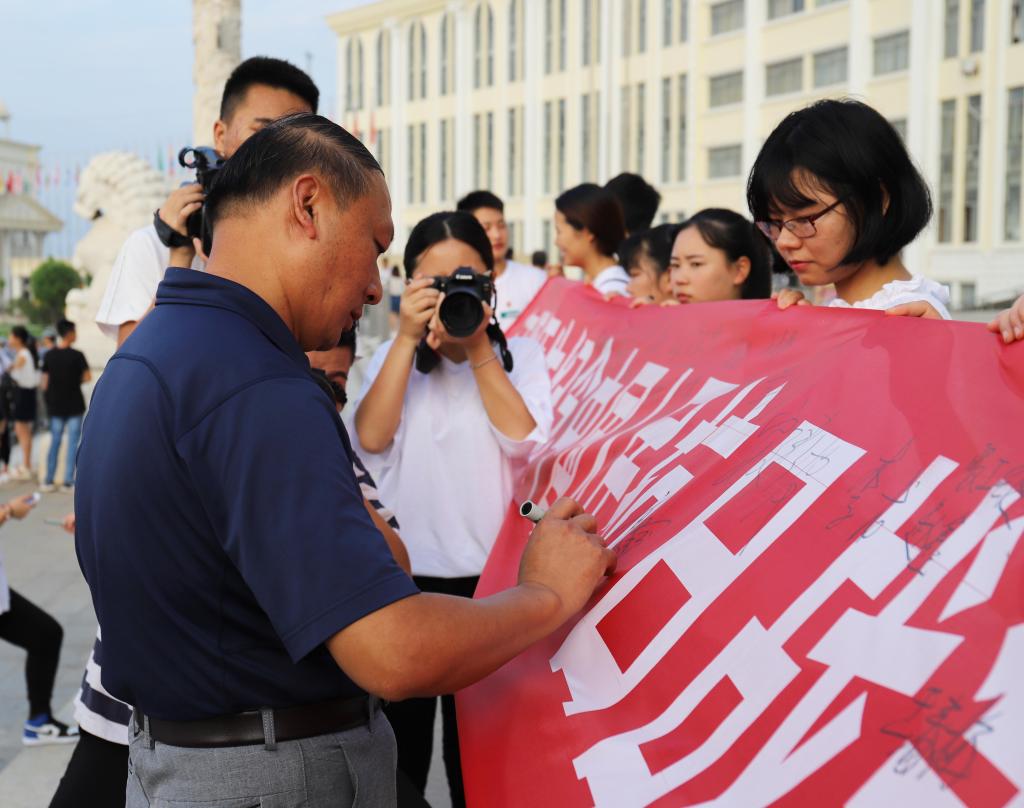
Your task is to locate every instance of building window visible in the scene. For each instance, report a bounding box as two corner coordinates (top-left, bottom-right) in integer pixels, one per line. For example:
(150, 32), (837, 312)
(1013, 0), (1024, 43)
(661, 77), (672, 183)
(970, 0), (985, 52)
(889, 118), (907, 141)
(559, 0), (568, 70)
(545, 0), (554, 73)
(508, 0), (521, 82)
(486, 111), (495, 190)
(964, 94), (981, 242)
(813, 47), (847, 87)
(663, 0), (674, 46)
(960, 282), (977, 309)
(711, 0), (745, 35)
(768, 0), (804, 20)
(407, 124), (415, 202)
(709, 71), (743, 108)
(473, 113), (482, 188)
(440, 119), (449, 201)
(766, 57), (803, 97)
(345, 38), (365, 111)
(377, 127), (388, 177)
(873, 31), (910, 75)
(638, 0), (648, 54)
(623, 0), (633, 57)
(542, 220), (552, 256)
(407, 23), (427, 101)
(621, 86), (632, 171)
(419, 122), (427, 203)
(1005, 87), (1024, 240)
(677, 73), (687, 182)
(375, 30), (389, 106)
(636, 83), (646, 173)
(709, 144), (742, 179)
(664, 0), (688, 44)
(543, 101), (553, 194)
(508, 108), (518, 196)
(439, 14), (452, 96)
(583, 0), (593, 65)
(938, 99), (956, 243)
(474, 4), (494, 88)
(581, 93), (599, 182)
(557, 100), (566, 191)
(945, 0), (960, 58)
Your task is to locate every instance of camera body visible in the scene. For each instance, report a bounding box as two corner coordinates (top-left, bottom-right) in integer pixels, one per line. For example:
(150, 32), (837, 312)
(178, 146), (225, 254)
(430, 267), (495, 338)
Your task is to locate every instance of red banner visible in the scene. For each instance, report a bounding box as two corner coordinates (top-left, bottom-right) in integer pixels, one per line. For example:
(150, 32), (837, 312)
(457, 279), (1024, 807)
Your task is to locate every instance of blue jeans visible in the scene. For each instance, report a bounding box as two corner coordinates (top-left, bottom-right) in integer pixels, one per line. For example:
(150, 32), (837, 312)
(46, 415), (82, 486)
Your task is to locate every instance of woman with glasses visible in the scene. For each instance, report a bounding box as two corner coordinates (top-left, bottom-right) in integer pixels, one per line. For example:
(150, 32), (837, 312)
(747, 99), (951, 318)
(663, 208), (773, 305)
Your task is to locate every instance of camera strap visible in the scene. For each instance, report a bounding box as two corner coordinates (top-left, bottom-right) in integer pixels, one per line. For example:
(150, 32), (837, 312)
(153, 210), (194, 249)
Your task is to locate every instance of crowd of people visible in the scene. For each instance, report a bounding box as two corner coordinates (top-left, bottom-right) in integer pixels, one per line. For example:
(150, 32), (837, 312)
(0, 51), (1016, 808)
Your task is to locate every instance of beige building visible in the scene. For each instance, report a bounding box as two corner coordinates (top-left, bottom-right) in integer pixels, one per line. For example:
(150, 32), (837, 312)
(328, 0), (1024, 309)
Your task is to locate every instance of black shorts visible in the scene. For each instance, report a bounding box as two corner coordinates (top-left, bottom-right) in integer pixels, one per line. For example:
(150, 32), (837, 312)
(13, 388), (36, 423)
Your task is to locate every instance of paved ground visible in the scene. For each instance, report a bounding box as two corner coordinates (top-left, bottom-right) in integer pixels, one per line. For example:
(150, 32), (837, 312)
(0, 475), (452, 807)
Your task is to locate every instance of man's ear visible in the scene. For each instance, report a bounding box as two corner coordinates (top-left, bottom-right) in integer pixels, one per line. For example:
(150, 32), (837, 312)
(291, 175), (320, 239)
(212, 120), (227, 155)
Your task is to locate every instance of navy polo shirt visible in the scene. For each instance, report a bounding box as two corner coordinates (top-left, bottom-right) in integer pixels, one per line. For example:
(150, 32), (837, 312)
(75, 268), (418, 721)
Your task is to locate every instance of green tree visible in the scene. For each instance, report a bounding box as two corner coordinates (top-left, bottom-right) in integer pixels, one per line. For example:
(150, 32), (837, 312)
(27, 259), (82, 324)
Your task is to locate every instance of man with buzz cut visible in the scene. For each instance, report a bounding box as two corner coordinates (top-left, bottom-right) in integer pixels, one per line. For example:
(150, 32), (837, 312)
(75, 113), (615, 807)
(457, 190), (549, 328)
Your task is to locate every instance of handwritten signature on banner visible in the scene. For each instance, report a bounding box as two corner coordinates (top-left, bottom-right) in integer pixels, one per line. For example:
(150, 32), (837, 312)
(458, 282), (1024, 808)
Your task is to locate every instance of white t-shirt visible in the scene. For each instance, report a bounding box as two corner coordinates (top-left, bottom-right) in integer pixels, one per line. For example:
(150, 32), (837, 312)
(591, 265), (630, 297)
(96, 224), (204, 338)
(351, 336), (553, 577)
(494, 261), (548, 328)
(828, 274), (952, 320)
(10, 348), (40, 389)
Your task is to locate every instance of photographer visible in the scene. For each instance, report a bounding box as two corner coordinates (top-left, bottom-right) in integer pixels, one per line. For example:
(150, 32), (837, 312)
(96, 56), (319, 347)
(353, 211), (554, 806)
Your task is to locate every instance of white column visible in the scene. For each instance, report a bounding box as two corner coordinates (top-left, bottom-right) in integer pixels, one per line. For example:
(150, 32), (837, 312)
(388, 19), (406, 245)
(600, 0), (618, 180)
(192, 0), (241, 146)
(990, 0), (1013, 249)
(905, 0), (938, 274)
(847, 0), (870, 98)
(454, 1), (474, 200)
(742, 0), (765, 206)
(523, 0), (545, 251)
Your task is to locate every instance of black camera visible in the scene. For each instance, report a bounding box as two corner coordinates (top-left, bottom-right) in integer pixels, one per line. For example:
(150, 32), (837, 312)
(179, 146), (225, 254)
(431, 267), (495, 338)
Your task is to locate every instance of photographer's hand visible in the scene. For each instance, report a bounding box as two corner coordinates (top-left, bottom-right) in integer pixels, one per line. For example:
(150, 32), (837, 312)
(397, 278), (439, 347)
(159, 184), (204, 266)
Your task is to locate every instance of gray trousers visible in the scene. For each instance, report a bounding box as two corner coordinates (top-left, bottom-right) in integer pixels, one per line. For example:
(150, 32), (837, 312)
(126, 700), (397, 807)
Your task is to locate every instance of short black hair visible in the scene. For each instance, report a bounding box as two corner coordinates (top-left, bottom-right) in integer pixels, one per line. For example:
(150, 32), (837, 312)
(531, 250), (548, 268)
(619, 223), (680, 279)
(204, 113), (382, 233)
(605, 173), (661, 233)
(56, 319), (76, 338)
(403, 211), (494, 279)
(456, 190), (504, 214)
(679, 209), (773, 299)
(747, 99), (932, 266)
(337, 327), (357, 355)
(555, 183), (625, 257)
(220, 56), (319, 122)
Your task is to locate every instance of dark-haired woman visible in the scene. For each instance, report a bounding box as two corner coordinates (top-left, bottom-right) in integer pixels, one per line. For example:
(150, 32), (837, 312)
(554, 183), (630, 296)
(352, 211), (552, 807)
(7, 327), (40, 481)
(665, 209), (773, 304)
(747, 99), (950, 317)
(623, 223), (679, 305)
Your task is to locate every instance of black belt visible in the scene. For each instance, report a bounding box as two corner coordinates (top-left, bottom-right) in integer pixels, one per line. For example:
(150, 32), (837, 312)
(139, 695), (372, 748)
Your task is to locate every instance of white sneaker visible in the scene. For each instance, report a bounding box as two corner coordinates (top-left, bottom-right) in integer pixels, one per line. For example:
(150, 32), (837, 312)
(0, 473), (10, 487)
(40, 483), (57, 493)
(10, 467), (32, 482)
(59, 484), (74, 494)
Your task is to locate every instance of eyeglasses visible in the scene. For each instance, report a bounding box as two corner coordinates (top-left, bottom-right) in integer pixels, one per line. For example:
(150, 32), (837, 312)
(756, 198), (845, 241)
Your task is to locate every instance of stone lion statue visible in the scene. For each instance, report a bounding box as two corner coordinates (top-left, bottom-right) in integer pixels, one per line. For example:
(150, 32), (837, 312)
(65, 152), (171, 367)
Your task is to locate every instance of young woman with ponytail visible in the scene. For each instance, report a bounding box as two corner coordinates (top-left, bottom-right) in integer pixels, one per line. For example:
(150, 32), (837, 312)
(352, 210), (553, 807)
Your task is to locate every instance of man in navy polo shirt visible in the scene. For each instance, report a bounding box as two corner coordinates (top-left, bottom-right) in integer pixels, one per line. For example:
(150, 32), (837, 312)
(75, 113), (615, 806)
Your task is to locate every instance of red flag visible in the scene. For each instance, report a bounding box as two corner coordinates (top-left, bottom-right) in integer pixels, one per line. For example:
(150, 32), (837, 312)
(459, 281), (1024, 808)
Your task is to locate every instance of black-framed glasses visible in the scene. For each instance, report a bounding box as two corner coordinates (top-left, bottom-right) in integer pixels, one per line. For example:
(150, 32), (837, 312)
(756, 198), (845, 241)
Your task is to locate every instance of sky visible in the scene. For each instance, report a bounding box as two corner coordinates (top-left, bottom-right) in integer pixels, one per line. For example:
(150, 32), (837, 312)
(0, 0), (368, 254)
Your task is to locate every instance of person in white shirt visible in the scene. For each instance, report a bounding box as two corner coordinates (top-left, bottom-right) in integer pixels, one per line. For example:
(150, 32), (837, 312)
(353, 210), (553, 808)
(457, 190), (548, 328)
(749, 99), (952, 319)
(7, 327), (40, 481)
(554, 183), (630, 297)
